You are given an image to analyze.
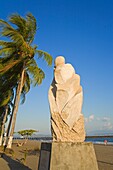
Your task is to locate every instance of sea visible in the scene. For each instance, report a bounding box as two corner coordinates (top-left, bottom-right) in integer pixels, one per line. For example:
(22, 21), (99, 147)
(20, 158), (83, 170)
(85, 136), (113, 145)
(13, 136), (113, 145)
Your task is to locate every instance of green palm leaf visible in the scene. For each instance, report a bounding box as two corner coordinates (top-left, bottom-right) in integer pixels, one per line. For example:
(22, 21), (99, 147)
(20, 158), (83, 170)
(26, 13), (37, 44)
(9, 14), (26, 35)
(0, 19), (25, 45)
(27, 58), (45, 86)
(36, 50), (52, 66)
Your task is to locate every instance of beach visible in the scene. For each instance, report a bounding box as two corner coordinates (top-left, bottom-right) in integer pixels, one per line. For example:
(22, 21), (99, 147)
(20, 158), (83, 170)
(94, 144), (113, 170)
(0, 140), (41, 170)
(0, 140), (113, 170)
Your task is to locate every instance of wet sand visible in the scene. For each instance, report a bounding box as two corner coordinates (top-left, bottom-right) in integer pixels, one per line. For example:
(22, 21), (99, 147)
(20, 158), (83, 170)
(0, 140), (113, 170)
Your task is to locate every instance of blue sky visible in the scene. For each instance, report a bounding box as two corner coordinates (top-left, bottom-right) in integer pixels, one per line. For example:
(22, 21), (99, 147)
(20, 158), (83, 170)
(1, 0), (113, 135)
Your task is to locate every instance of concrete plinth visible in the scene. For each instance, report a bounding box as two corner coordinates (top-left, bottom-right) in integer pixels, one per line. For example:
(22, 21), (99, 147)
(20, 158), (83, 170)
(38, 142), (98, 170)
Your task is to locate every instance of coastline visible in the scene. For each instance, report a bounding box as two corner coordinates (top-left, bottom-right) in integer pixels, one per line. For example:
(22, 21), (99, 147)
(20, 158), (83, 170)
(0, 140), (113, 170)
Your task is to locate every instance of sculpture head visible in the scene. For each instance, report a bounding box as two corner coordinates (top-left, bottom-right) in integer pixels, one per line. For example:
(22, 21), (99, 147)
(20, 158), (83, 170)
(54, 56), (75, 84)
(55, 56), (65, 67)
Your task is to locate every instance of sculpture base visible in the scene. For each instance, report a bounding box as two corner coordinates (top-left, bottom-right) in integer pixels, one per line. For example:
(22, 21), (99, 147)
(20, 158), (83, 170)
(38, 142), (98, 170)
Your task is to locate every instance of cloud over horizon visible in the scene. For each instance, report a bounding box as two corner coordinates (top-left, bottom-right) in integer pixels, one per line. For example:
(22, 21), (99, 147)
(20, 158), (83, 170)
(85, 114), (113, 133)
(85, 114), (94, 123)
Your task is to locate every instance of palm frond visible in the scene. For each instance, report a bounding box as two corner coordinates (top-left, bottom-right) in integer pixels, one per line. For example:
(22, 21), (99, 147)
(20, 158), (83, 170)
(23, 72), (31, 93)
(0, 41), (17, 55)
(0, 19), (25, 46)
(0, 90), (12, 107)
(0, 40), (16, 47)
(0, 19), (12, 29)
(20, 72), (31, 104)
(20, 91), (26, 104)
(27, 58), (45, 86)
(0, 59), (21, 73)
(9, 14), (26, 32)
(0, 47), (15, 56)
(26, 13), (37, 44)
(36, 50), (52, 66)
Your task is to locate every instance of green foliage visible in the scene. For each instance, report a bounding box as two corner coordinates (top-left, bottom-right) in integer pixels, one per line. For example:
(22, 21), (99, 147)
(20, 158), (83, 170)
(37, 50), (52, 66)
(0, 13), (52, 106)
(17, 129), (38, 138)
(0, 13), (52, 140)
(26, 58), (45, 86)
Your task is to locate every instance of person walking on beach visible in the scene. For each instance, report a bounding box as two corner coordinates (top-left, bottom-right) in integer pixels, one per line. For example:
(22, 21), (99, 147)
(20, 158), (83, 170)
(104, 140), (107, 145)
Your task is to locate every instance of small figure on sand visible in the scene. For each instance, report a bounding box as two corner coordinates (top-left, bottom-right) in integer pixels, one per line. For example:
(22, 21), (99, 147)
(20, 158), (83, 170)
(104, 140), (107, 145)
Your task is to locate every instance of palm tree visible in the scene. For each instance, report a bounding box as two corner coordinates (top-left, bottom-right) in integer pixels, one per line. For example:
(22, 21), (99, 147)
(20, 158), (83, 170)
(0, 13), (52, 148)
(0, 70), (15, 146)
(0, 105), (9, 146)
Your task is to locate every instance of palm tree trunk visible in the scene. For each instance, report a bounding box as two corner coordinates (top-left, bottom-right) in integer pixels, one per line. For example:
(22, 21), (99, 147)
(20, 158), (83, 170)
(0, 106), (8, 146)
(7, 67), (25, 148)
(3, 110), (13, 146)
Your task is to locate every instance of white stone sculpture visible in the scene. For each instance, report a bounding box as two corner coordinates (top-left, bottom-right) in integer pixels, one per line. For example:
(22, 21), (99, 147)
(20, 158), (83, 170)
(48, 56), (85, 142)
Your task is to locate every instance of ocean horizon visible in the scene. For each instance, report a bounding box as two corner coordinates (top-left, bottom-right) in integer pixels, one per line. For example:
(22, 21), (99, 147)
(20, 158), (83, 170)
(13, 135), (113, 145)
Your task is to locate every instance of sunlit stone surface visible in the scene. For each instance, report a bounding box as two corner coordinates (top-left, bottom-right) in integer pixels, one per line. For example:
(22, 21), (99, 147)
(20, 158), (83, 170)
(48, 56), (85, 142)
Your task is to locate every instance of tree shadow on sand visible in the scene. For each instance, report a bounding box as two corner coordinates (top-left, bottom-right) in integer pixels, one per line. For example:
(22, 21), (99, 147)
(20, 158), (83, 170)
(2, 153), (31, 170)
(19, 148), (40, 156)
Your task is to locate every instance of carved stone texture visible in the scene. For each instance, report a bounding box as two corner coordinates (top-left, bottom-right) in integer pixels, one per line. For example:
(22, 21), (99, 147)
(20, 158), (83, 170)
(48, 56), (85, 142)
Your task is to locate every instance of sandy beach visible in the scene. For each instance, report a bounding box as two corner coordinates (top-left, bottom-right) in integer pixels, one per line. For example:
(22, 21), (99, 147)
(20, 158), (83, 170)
(0, 140), (41, 170)
(94, 144), (113, 170)
(0, 140), (113, 170)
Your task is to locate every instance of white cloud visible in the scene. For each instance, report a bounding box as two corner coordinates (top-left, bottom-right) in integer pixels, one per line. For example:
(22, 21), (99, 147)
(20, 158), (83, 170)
(96, 117), (100, 121)
(102, 117), (110, 122)
(103, 122), (113, 130)
(96, 116), (110, 122)
(89, 115), (94, 121)
(85, 115), (113, 133)
(85, 114), (94, 123)
(85, 118), (88, 123)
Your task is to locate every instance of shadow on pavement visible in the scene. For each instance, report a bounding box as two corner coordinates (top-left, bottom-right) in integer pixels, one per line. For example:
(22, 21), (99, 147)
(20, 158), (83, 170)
(2, 153), (31, 170)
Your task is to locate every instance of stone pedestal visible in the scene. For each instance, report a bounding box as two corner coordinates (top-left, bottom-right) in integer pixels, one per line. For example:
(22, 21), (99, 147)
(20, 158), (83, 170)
(38, 142), (98, 170)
